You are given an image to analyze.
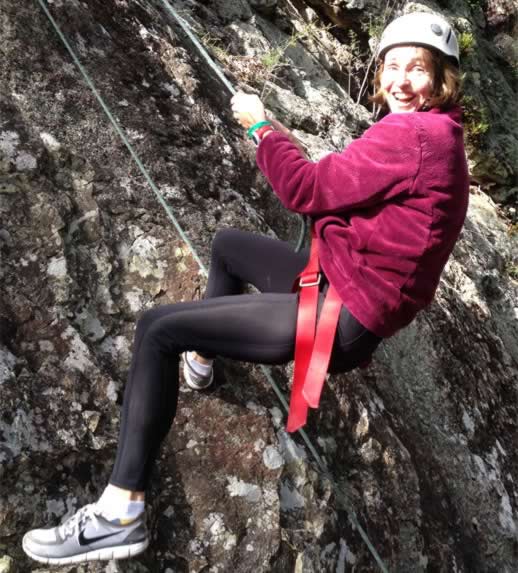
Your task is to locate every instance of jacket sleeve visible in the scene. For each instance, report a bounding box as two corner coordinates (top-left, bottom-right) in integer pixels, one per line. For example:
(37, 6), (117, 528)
(256, 114), (423, 215)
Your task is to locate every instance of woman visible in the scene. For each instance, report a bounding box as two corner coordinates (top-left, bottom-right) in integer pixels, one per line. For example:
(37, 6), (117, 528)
(23, 11), (469, 565)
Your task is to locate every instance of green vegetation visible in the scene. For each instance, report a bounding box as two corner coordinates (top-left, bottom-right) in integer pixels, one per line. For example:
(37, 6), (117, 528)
(505, 224), (518, 281)
(340, 29), (365, 98)
(506, 262), (518, 281)
(461, 95), (490, 147)
(260, 46), (286, 71)
(200, 33), (264, 86)
(466, 0), (487, 11)
(201, 22), (329, 93)
(364, 14), (385, 43)
(458, 32), (476, 57)
(200, 33), (230, 63)
(260, 21), (331, 73)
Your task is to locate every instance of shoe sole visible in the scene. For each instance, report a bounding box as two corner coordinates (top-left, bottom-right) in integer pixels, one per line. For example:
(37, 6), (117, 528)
(22, 537), (149, 565)
(182, 353), (214, 390)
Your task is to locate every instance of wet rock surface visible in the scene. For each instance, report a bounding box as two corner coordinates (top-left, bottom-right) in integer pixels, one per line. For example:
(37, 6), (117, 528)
(0, 0), (517, 572)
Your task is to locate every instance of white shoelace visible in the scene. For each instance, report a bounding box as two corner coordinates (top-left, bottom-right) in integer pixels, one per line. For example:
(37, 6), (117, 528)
(60, 504), (102, 539)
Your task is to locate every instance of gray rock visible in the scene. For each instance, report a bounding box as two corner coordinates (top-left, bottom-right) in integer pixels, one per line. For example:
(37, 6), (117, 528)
(0, 556), (13, 573)
(213, 0), (253, 22)
(249, 0), (278, 15)
(0, 1), (516, 571)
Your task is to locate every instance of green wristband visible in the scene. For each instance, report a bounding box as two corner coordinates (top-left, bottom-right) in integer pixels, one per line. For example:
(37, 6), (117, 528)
(247, 120), (272, 138)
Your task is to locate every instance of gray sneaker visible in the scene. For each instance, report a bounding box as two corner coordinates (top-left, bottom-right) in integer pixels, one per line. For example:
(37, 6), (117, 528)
(22, 503), (149, 565)
(182, 351), (214, 390)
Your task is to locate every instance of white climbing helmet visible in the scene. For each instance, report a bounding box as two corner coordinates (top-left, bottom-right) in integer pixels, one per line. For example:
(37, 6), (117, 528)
(377, 12), (459, 65)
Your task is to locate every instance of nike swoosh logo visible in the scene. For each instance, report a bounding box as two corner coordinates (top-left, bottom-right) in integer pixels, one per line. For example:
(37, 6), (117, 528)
(78, 529), (122, 546)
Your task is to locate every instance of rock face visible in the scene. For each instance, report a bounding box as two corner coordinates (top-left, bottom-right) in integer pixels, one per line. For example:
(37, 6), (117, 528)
(0, 1), (517, 572)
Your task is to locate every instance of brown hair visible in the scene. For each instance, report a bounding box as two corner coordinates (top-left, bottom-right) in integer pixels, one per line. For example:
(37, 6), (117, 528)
(370, 46), (462, 110)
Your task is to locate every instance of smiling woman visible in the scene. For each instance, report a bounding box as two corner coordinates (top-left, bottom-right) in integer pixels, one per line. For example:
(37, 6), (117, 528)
(22, 10), (471, 568)
(372, 12), (462, 113)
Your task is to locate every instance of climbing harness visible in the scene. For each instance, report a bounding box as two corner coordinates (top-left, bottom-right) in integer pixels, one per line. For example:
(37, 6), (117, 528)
(288, 226), (343, 432)
(288, 228), (372, 431)
(35, 1), (388, 571)
(156, 0), (307, 253)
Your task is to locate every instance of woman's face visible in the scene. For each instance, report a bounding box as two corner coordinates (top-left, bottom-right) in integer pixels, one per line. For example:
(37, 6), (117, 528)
(380, 46), (434, 113)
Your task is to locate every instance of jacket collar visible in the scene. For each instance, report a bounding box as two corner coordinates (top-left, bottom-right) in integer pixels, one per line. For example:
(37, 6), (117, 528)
(425, 105), (463, 123)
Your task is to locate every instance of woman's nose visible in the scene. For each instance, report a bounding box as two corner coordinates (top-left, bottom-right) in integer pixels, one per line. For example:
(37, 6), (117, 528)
(394, 70), (410, 86)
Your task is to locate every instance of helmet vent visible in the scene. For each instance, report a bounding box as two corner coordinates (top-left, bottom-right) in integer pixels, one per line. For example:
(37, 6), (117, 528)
(431, 23), (443, 36)
(446, 29), (452, 43)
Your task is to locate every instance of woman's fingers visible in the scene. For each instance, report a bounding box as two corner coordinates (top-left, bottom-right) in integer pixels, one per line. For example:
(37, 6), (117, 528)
(230, 91), (266, 128)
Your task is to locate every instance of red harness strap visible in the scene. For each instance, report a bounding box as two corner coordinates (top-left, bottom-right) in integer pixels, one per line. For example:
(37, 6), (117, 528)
(286, 227), (343, 433)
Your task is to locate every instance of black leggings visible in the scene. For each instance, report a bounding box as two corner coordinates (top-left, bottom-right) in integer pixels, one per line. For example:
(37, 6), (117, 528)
(110, 229), (381, 491)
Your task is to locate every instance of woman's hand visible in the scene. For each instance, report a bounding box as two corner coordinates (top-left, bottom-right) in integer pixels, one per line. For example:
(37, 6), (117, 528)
(230, 91), (266, 129)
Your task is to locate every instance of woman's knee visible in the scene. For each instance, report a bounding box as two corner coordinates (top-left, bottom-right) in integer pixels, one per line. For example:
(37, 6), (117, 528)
(134, 306), (170, 341)
(211, 228), (247, 261)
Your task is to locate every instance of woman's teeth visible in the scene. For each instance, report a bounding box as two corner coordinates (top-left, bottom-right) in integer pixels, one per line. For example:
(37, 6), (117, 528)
(393, 94), (414, 102)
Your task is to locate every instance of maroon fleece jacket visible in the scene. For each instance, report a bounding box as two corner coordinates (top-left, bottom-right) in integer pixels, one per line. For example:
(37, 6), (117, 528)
(256, 107), (470, 338)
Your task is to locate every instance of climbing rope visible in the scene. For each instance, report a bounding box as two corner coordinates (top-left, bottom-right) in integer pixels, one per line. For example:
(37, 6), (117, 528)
(156, 0), (307, 253)
(35, 1), (389, 570)
(157, 0), (237, 95)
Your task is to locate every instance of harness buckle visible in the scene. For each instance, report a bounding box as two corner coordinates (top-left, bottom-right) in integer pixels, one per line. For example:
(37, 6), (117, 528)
(299, 273), (321, 288)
